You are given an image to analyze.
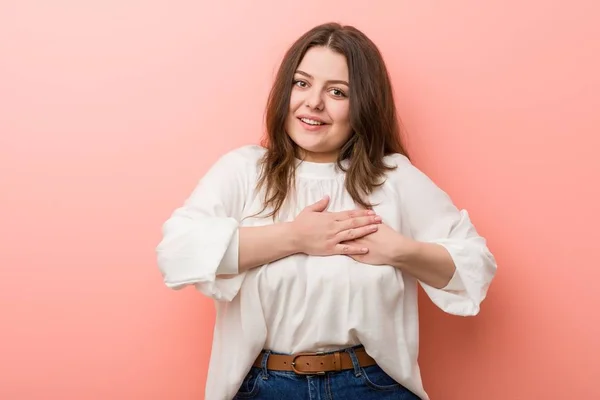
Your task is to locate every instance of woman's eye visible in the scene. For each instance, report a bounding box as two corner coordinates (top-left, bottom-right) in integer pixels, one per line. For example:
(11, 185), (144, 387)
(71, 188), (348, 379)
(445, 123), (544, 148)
(330, 88), (346, 97)
(294, 80), (307, 88)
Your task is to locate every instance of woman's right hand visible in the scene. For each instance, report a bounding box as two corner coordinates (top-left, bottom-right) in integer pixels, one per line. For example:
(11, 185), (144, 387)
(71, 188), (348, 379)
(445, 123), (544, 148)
(290, 196), (382, 256)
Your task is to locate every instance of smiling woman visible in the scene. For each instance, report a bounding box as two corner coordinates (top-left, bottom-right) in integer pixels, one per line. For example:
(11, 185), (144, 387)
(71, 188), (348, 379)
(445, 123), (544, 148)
(155, 22), (497, 400)
(285, 47), (352, 162)
(258, 25), (406, 219)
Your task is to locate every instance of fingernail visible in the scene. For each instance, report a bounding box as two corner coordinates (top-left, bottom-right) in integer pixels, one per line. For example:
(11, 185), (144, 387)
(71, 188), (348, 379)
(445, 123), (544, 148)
(362, 248), (368, 252)
(374, 216), (382, 222)
(367, 210), (375, 215)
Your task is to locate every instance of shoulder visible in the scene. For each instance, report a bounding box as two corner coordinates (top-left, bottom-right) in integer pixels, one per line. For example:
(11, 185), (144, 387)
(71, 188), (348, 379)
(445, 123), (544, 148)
(212, 144), (267, 175)
(381, 152), (441, 193)
(198, 145), (266, 184)
(219, 144), (267, 164)
(383, 152), (412, 169)
(380, 153), (458, 214)
(382, 152), (418, 181)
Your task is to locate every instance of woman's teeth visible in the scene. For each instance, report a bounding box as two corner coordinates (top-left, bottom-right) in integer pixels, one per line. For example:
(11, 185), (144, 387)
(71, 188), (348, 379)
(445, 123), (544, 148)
(301, 118), (325, 126)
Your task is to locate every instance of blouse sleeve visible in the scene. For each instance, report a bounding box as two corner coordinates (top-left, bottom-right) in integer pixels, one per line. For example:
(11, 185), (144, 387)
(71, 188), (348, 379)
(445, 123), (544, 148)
(155, 147), (254, 302)
(394, 155), (497, 316)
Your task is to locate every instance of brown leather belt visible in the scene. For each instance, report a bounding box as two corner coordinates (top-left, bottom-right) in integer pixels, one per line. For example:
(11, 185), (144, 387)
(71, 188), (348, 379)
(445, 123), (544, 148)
(253, 347), (376, 375)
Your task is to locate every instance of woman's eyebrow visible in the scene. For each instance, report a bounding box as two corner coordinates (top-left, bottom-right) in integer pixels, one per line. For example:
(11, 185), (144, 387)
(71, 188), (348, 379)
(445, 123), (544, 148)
(295, 70), (349, 86)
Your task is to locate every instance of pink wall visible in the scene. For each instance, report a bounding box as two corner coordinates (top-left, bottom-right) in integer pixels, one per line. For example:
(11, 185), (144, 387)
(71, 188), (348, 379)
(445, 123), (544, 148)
(1, 1), (598, 399)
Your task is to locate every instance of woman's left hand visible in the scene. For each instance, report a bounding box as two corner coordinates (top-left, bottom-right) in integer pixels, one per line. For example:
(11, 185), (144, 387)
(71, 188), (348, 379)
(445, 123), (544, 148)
(342, 223), (416, 266)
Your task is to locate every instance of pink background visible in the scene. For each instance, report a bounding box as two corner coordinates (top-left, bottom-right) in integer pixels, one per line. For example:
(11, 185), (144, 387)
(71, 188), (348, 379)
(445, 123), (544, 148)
(1, 1), (599, 399)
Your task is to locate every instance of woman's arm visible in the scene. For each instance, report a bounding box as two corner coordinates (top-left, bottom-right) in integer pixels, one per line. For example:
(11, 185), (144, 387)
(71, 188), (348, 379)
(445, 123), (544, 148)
(235, 197), (383, 274)
(341, 154), (498, 315)
(156, 147), (256, 300)
(236, 223), (297, 273)
(390, 239), (456, 289)
(157, 146), (381, 301)
(342, 222), (456, 289)
(395, 155), (497, 315)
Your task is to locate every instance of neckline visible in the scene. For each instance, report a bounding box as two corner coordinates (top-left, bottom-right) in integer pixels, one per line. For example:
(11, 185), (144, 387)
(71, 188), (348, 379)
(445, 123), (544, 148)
(294, 157), (348, 179)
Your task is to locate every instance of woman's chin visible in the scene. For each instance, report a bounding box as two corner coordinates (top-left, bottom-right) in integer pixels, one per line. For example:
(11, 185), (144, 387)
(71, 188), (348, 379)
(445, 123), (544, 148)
(289, 135), (320, 150)
(287, 130), (345, 161)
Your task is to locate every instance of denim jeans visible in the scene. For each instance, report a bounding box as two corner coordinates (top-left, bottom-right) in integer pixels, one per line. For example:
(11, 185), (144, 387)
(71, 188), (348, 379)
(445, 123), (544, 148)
(234, 346), (421, 400)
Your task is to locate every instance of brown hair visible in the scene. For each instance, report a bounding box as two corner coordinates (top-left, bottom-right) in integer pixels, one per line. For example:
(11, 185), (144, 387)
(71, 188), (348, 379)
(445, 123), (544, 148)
(256, 22), (409, 218)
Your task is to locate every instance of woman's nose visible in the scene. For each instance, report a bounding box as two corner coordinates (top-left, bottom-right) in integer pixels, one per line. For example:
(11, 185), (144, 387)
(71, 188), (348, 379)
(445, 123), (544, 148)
(304, 89), (324, 111)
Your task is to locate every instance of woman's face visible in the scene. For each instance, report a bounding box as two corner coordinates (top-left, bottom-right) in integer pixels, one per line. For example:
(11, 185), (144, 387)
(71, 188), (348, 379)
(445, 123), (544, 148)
(285, 46), (352, 163)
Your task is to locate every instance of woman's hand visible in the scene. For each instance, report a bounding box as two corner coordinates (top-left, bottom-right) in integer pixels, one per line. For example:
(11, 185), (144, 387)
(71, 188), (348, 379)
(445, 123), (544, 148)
(343, 223), (458, 289)
(342, 223), (416, 266)
(291, 196), (382, 256)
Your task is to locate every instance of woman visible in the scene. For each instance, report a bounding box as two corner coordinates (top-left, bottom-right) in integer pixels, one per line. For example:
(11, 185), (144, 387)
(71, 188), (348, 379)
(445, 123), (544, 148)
(156, 22), (497, 400)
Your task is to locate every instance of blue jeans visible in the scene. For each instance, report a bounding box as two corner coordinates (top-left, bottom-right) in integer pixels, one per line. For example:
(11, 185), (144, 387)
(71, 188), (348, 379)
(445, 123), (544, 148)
(234, 346), (421, 399)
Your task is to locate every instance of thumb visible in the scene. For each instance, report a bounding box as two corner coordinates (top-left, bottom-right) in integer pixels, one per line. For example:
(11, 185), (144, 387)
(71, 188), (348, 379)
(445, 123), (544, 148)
(306, 195), (330, 212)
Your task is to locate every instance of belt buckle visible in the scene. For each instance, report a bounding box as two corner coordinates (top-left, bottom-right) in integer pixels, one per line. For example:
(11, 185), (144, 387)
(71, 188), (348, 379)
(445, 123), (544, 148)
(291, 352), (326, 375)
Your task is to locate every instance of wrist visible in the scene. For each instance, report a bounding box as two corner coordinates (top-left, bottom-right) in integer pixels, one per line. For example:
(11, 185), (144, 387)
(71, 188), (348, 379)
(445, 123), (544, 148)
(282, 221), (302, 255)
(390, 236), (421, 270)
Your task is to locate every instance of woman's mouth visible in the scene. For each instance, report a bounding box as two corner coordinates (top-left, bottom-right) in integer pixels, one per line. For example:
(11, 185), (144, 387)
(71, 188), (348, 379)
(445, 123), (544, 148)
(298, 117), (328, 131)
(300, 117), (325, 126)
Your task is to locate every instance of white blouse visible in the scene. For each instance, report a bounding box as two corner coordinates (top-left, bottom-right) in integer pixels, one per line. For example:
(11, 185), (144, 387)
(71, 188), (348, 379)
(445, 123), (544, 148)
(155, 145), (497, 400)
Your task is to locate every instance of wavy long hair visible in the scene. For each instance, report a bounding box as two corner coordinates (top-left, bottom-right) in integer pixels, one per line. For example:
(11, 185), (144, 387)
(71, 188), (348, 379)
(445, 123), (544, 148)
(256, 22), (409, 218)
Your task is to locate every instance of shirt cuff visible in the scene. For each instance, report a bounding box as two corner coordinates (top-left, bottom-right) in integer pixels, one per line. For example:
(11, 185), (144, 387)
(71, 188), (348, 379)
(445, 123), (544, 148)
(440, 266), (464, 291)
(216, 229), (240, 276)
